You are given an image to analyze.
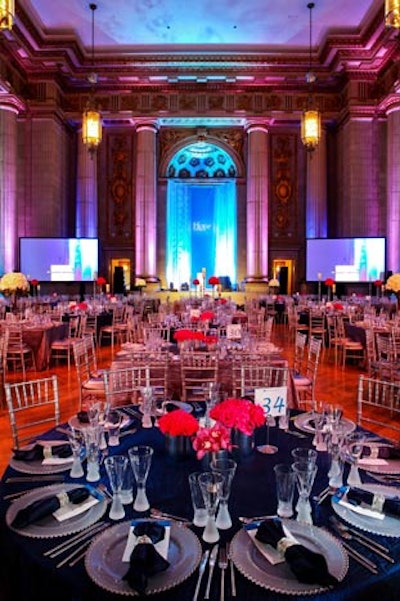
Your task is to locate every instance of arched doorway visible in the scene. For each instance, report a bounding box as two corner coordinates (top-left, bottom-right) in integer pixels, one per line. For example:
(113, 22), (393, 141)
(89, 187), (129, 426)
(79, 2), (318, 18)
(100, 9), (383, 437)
(165, 139), (238, 290)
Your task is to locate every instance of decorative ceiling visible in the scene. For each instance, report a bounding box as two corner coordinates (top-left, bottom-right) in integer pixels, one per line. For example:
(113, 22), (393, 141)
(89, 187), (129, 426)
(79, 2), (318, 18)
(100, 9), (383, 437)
(23, 0), (380, 49)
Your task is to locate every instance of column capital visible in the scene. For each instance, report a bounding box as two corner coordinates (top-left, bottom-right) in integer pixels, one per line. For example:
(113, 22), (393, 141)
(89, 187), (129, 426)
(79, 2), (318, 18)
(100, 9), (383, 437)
(135, 119), (159, 134)
(245, 120), (272, 134)
(0, 93), (25, 114)
(379, 91), (400, 116)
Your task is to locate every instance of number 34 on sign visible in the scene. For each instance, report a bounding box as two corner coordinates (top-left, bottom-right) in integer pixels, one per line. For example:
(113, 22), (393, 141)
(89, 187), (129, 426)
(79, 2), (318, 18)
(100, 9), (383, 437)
(255, 387), (287, 417)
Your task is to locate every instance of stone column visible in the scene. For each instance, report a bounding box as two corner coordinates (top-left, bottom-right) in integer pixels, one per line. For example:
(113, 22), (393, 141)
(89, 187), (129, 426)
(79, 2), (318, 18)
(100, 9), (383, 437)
(135, 121), (158, 281)
(76, 136), (98, 238)
(385, 93), (400, 273)
(305, 128), (327, 239)
(245, 122), (269, 288)
(0, 96), (23, 272)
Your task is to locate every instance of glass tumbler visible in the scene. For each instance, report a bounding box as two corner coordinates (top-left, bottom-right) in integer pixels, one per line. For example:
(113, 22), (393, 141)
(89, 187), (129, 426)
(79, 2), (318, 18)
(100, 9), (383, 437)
(105, 455), (128, 520)
(210, 458), (237, 529)
(198, 471), (224, 543)
(128, 445), (154, 512)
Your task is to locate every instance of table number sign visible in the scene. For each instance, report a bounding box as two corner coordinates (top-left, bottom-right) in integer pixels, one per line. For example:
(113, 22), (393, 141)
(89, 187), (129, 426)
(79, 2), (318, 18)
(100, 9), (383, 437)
(226, 324), (242, 340)
(255, 387), (287, 417)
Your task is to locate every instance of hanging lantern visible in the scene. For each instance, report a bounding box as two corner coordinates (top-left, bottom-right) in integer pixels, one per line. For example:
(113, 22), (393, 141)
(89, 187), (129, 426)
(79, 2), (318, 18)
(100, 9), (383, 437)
(82, 3), (102, 157)
(385, 0), (400, 28)
(0, 0), (14, 30)
(301, 107), (321, 152)
(82, 102), (102, 156)
(301, 3), (321, 152)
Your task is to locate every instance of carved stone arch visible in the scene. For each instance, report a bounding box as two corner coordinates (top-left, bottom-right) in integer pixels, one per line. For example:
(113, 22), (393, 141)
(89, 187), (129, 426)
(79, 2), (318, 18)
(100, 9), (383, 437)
(158, 128), (245, 178)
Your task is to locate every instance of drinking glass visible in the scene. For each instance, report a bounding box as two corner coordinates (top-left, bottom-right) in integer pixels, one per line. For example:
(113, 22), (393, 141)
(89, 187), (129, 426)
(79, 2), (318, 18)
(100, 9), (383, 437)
(202, 382), (220, 426)
(67, 427), (84, 478)
(83, 425), (102, 482)
(292, 461), (317, 525)
(210, 458), (237, 529)
(106, 409), (123, 446)
(327, 423), (347, 489)
(141, 387), (155, 429)
(105, 455), (128, 520)
(198, 472), (224, 543)
(120, 463), (134, 505)
(291, 447), (317, 466)
(188, 472), (208, 527)
(274, 463), (296, 518)
(345, 431), (365, 487)
(128, 445), (154, 512)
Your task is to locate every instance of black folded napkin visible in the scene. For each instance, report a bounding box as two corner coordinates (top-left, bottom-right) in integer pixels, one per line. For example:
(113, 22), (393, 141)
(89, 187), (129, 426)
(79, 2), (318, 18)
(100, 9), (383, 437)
(362, 445), (400, 460)
(122, 522), (170, 594)
(77, 411), (89, 423)
(347, 487), (400, 518)
(11, 487), (90, 529)
(255, 519), (338, 587)
(13, 443), (72, 462)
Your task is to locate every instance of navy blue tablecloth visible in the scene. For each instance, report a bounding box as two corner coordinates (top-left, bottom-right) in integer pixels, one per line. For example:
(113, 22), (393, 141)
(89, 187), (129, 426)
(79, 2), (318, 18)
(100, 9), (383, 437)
(1, 414), (400, 601)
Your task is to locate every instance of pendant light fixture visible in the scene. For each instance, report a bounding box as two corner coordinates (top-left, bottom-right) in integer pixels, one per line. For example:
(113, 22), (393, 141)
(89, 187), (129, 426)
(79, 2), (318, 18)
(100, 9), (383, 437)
(0, 0), (14, 30)
(301, 2), (321, 153)
(82, 3), (102, 157)
(385, 0), (400, 29)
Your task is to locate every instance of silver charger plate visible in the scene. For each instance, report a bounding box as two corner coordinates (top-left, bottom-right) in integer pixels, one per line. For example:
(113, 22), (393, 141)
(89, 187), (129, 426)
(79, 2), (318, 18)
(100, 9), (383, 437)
(359, 443), (400, 474)
(6, 483), (107, 538)
(230, 520), (348, 596)
(293, 412), (356, 435)
(85, 520), (202, 596)
(332, 483), (400, 537)
(68, 414), (130, 431)
(9, 455), (72, 475)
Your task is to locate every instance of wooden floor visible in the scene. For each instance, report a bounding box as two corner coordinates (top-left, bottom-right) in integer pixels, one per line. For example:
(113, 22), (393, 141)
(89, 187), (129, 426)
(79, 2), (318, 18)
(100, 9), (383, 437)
(0, 323), (395, 477)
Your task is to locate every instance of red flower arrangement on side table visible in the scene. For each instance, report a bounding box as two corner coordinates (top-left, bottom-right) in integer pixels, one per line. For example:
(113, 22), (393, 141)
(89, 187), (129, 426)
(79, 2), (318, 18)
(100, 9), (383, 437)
(208, 276), (220, 286)
(210, 398), (265, 436)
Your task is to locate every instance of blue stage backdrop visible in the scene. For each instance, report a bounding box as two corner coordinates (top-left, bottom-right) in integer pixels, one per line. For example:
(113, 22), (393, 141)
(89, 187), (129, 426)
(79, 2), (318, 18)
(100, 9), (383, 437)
(166, 180), (236, 289)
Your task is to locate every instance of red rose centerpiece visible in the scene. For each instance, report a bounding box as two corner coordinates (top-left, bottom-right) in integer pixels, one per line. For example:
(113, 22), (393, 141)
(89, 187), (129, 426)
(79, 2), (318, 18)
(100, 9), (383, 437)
(210, 397), (265, 457)
(158, 409), (199, 460)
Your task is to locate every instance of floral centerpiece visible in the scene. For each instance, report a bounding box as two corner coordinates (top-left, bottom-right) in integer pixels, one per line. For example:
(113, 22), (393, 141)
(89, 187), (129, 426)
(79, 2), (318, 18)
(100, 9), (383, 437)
(192, 423), (232, 460)
(386, 273), (400, 294)
(158, 409), (199, 459)
(325, 278), (335, 287)
(210, 397), (265, 457)
(208, 276), (219, 286)
(0, 272), (29, 296)
(210, 397), (265, 435)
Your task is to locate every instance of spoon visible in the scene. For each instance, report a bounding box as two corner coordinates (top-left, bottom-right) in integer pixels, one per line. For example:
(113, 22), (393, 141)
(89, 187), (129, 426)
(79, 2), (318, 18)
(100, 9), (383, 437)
(150, 508), (192, 524)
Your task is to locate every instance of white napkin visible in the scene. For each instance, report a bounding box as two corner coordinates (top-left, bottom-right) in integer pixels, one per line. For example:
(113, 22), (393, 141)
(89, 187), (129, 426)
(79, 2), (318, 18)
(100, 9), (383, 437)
(337, 499), (385, 520)
(245, 522), (298, 565)
(122, 520), (171, 563)
(358, 458), (389, 466)
(53, 490), (102, 522)
(42, 457), (74, 465)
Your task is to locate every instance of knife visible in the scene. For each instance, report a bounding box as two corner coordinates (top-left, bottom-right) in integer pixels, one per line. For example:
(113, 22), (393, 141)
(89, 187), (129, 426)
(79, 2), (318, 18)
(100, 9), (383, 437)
(193, 549), (210, 601)
(204, 543), (219, 599)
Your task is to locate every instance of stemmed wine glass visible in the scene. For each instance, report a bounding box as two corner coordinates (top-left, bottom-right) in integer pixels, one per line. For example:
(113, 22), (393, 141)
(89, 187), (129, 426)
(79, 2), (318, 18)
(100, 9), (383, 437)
(105, 455), (128, 520)
(345, 431), (365, 487)
(128, 445), (154, 512)
(292, 461), (317, 525)
(210, 458), (237, 529)
(198, 472), (224, 543)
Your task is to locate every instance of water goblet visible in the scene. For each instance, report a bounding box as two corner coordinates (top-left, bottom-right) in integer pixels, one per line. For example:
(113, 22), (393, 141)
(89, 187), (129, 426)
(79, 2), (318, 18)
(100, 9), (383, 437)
(198, 472), (224, 543)
(292, 461), (317, 525)
(83, 425), (102, 482)
(327, 423), (347, 489)
(202, 382), (220, 426)
(291, 447), (317, 466)
(106, 409), (123, 446)
(105, 455), (128, 520)
(188, 472), (208, 527)
(274, 463), (296, 518)
(67, 427), (84, 478)
(345, 431), (365, 487)
(128, 445), (154, 512)
(141, 387), (155, 429)
(210, 458), (237, 529)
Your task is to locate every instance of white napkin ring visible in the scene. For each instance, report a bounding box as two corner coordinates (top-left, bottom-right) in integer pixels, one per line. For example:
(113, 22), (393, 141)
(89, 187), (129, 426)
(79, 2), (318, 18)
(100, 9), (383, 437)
(56, 491), (70, 507)
(43, 446), (53, 459)
(371, 493), (385, 513)
(136, 534), (153, 545)
(277, 537), (297, 557)
(370, 447), (380, 460)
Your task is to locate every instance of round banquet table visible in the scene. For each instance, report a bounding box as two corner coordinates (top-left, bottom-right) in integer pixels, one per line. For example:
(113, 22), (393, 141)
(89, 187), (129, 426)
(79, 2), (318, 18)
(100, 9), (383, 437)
(1, 412), (400, 601)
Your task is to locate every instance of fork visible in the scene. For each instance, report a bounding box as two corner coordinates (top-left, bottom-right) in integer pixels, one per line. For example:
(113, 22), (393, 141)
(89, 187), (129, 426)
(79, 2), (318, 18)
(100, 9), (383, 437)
(218, 546), (228, 601)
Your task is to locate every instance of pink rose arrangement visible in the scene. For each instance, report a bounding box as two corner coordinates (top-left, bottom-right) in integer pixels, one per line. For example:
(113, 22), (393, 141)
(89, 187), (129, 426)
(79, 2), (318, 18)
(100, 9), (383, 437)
(210, 397), (265, 436)
(158, 409), (199, 437)
(192, 423), (232, 460)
